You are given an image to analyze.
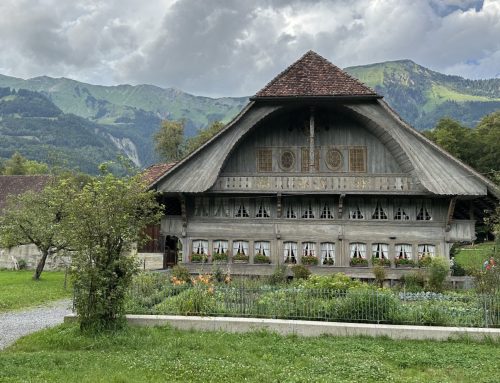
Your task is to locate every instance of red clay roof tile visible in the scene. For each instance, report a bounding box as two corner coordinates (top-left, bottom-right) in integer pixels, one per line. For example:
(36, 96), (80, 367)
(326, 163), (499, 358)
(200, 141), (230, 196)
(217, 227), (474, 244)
(253, 50), (379, 98)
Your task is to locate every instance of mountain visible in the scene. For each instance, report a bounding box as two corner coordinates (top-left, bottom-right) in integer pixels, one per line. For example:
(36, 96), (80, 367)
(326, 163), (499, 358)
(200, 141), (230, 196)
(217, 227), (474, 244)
(0, 74), (247, 168)
(344, 60), (500, 129)
(0, 59), (499, 171)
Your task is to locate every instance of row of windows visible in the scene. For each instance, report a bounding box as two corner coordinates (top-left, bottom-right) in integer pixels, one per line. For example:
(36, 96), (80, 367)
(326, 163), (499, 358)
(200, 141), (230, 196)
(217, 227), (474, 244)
(256, 147), (367, 173)
(191, 239), (436, 263)
(194, 197), (433, 221)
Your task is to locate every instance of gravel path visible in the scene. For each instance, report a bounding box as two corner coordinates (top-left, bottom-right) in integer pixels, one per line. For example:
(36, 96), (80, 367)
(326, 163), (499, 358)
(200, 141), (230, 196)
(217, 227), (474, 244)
(0, 299), (72, 350)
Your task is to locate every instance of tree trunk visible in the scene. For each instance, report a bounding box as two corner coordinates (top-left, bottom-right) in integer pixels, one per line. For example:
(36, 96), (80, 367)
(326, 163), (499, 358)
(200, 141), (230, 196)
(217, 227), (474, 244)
(33, 250), (49, 280)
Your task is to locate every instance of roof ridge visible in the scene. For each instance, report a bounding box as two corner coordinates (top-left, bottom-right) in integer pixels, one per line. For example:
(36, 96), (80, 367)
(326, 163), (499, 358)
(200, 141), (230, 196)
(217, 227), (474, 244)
(253, 50), (379, 98)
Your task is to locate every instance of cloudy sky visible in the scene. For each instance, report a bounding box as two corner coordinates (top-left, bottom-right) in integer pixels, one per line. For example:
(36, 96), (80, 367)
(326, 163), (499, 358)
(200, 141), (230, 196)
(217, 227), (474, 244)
(0, 0), (498, 97)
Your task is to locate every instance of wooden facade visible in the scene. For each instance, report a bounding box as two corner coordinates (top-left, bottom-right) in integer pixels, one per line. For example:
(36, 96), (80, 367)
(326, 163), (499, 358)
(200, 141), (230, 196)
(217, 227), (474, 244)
(148, 51), (499, 275)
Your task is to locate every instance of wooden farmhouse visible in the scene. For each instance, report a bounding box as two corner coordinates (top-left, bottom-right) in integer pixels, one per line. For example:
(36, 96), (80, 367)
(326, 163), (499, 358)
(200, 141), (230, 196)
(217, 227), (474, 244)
(146, 51), (499, 277)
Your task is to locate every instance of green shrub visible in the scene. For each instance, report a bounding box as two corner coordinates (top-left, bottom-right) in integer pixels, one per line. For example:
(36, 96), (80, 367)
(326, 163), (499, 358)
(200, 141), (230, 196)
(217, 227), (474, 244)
(373, 265), (386, 288)
(212, 253), (228, 262)
(176, 286), (216, 315)
(291, 265), (311, 280)
(300, 273), (361, 292)
(427, 257), (450, 292)
(401, 270), (426, 292)
(172, 265), (191, 284)
(17, 259), (28, 270)
(336, 286), (398, 323)
(269, 264), (288, 285)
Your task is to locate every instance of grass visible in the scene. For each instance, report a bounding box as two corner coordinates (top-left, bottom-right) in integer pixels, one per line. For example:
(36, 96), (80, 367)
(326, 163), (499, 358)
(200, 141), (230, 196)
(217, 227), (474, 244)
(0, 324), (499, 382)
(454, 242), (497, 271)
(0, 270), (70, 312)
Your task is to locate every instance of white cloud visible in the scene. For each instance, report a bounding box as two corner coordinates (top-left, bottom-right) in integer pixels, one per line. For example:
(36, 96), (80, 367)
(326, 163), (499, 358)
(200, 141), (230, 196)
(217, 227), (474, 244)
(0, 0), (498, 95)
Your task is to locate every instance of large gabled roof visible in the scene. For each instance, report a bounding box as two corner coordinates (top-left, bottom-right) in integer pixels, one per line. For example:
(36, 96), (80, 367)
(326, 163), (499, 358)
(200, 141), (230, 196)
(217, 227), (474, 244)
(252, 50), (380, 99)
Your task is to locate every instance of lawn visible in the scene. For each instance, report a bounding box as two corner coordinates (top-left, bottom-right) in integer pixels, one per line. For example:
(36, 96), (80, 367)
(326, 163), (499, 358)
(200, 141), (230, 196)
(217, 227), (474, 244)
(454, 242), (497, 271)
(0, 324), (499, 383)
(0, 270), (70, 312)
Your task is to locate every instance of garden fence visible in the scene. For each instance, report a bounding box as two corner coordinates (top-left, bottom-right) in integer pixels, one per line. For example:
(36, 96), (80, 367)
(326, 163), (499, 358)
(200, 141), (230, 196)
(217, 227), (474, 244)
(121, 280), (500, 328)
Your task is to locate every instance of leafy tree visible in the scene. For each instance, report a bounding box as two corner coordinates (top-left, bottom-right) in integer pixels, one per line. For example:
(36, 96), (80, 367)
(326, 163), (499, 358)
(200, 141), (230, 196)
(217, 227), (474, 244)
(184, 121), (225, 154)
(474, 111), (500, 174)
(154, 120), (226, 162)
(67, 169), (162, 331)
(154, 120), (185, 162)
(0, 177), (76, 280)
(1, 152), (49, 175)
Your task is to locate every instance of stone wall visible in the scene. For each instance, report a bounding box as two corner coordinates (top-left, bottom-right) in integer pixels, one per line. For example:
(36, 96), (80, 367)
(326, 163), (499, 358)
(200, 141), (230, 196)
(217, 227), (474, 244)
(0, 245), (71, 270)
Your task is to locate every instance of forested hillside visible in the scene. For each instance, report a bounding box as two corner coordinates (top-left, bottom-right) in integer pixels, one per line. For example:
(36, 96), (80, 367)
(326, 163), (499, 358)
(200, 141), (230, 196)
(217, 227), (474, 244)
(0, 59), (498, 172)
(345, 60), (500, 129)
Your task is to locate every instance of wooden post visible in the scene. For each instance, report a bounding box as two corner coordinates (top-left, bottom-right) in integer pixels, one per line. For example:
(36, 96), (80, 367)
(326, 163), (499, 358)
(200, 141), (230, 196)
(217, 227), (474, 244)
(446, 196), (457, 232)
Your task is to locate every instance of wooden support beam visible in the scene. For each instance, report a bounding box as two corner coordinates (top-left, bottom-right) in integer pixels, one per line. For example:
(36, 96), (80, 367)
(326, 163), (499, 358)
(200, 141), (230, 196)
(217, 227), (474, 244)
(276, 193), (282, 218)
(179, 193), (187, 237)
(338, 194), (345, 219)
(446, 196), (457, 232)
(309, 106), (315, 173)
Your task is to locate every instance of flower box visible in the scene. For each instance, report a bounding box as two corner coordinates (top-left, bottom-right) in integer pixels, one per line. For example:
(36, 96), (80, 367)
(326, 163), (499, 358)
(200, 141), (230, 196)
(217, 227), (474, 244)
(350, 257), (368, 267)
(395, 258), (417, 268)
(190, 254), (209, 263)
(212, 252), (228, 262)
(254, 253), (271, 264)
(322, 258), (335, 266)
(301, 255), (319, 265)
(233, 253), (249, 263)
(372, 257), (391, 267)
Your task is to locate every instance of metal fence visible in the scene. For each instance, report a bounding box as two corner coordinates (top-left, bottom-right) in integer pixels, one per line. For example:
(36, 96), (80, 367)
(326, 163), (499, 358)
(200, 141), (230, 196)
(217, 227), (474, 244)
(124, 281), (500, 328)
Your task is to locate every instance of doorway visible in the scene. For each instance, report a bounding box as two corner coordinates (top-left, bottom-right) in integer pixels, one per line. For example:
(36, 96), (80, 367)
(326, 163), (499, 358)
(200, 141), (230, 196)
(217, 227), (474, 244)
(163, 235), (179, 269)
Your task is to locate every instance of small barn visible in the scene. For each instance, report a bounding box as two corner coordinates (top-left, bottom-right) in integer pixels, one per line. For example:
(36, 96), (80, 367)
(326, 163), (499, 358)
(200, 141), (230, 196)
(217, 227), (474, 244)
(147, 51), (499, 277)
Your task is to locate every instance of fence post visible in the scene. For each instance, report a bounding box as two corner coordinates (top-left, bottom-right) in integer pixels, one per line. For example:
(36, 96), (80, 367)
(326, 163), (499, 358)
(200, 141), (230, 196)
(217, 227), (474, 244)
(483, 295), (489, 328)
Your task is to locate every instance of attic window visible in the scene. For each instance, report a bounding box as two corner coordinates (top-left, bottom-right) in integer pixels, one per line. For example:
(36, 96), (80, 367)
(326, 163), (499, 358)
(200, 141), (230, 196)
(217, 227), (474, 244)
(394, 207), (409, 220)
(416, 201), (432, 221)
(349, 147), (366, 172)
(235, 199), (250, 218)
(256, 199), (271, 218)
(301, 147), (320, 171)
(372, 201), (388, 220)
(302, 200), (315, 219)
(280, 150), (295, 171)
(325, 148), (343, 171)
(320, 202), (334, 219)
(257, 149), (272, 172)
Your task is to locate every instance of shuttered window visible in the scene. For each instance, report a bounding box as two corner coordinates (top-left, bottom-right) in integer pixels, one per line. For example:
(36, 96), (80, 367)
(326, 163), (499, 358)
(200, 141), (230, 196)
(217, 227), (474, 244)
(349, 147), (366, 172)
(257, 148), (272, 172)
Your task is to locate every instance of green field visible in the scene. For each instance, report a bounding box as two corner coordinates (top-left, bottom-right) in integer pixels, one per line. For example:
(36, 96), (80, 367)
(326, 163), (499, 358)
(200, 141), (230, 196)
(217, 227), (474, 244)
(0, 270), (70, 312)
(0, 324), (499, 382)
(454, 242), (497, 271)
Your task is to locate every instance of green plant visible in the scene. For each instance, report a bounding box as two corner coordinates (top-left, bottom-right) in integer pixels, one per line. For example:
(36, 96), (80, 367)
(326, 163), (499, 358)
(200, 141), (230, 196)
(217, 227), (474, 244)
(401, 270), (426, 292)
(17, 259), (28, 270)
(233, 253), (249, 262)
(212, 252), (228, 262)
(427, 257), (450, 292)
(291, 265), (311, 279)
(172, 265), (191, 284)
(395, 258), (416, 267)
(300, 255), (318, 265)
(269, 264), (288, 285)
(373, 265), (386, 288)
(212, 265), (225, 283)
(300, 273), (360, 292)
(350, 257), (368, 267)
(191, 254), (208, 263)
(418, 255), (432, 267)
(336, 286), (398, 323)
(254, 253), (271, 264)
(372, 257), (390, 267)
(322, 258), (334, 266)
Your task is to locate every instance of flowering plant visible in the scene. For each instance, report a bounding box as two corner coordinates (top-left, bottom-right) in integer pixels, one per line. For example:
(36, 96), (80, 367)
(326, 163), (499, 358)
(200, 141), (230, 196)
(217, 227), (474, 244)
(301, 255), (319, 265)
(191, 253), (209, 263)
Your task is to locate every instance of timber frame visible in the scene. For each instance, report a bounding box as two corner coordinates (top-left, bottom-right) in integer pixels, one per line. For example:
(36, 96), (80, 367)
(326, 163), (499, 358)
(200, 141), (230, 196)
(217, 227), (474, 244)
(147, 51), (499, 276)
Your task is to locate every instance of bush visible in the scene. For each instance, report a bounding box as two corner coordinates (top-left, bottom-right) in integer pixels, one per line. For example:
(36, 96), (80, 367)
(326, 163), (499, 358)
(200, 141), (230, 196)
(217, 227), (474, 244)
(427, 257), (450, 292)
(172, 265), (191, 284)
(17, 259), (27, 270)
(373, 265), (386, 287)
(291, 265), (311, 280)
(450, 258), (466, 276)
(401, 270), (426, 292)
(336, 286), (398, 323)
(269, 264), (288, 285)
(300, 273), (361, 292)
